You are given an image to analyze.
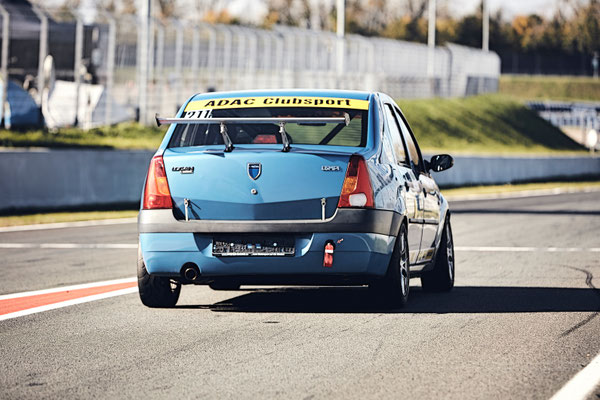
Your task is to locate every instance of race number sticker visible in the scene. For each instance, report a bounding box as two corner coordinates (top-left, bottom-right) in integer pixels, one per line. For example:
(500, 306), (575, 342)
(183, 109), (212, 119)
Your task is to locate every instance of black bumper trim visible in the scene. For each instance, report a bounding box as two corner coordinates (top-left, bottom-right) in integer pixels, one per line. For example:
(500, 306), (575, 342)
(138, 208), (403, 237)
(184, 274), (380, 286)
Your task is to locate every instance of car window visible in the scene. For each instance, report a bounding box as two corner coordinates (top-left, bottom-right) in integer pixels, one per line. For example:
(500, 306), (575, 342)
(393, 107), (423, 172)
(383, 104), (408, 165)
(169, 107), (368, 148)
(380, 125), (396, 164)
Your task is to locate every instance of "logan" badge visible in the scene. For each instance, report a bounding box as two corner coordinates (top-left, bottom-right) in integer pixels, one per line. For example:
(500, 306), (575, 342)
(172, 166), (194, 174)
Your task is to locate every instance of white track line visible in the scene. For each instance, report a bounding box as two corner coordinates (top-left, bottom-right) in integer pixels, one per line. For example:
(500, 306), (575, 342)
(0, 243), (137, 249)
(445, 186), (600, 202)
(550, 352), (600, 400)
(0, 217), (137, 233)
(0, 277), (137, 301)
(0, 287), (138, 322)
(0, 243), (598, 252)
(456, 246), (600, 252)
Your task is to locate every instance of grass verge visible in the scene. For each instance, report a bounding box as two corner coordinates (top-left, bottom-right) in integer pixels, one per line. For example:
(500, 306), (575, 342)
(0, 210), (138, 227)
(0, 122), (165, 150)
(397, 94), (585, 154)
(2, 180), (599, 227)
(499, 75), (600, 102)
(0, 95), (588, 154)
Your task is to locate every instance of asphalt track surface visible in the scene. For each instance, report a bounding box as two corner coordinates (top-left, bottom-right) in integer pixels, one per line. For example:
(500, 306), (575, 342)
(1, 191), (599, 399)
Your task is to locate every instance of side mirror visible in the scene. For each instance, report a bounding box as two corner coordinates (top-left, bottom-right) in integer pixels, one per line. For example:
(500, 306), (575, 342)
(428, 154), (453, 172)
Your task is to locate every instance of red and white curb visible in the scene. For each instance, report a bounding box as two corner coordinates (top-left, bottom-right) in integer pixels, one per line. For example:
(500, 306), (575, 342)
(0, 277), (137, 321)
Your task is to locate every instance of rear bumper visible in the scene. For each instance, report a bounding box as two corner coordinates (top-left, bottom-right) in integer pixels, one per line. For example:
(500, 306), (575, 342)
(139, 208), (401, 282)
(138, 208), (402, 236)
(140, 232), (395, 280)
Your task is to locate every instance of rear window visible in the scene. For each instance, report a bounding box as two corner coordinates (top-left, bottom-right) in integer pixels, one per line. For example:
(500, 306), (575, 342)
(168, 106), (368, 148)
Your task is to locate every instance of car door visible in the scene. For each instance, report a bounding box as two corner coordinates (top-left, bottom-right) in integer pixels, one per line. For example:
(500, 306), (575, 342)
(393, 106), (441, 264)
(382, 103), (424, 265)
(418, 174), (441, 261)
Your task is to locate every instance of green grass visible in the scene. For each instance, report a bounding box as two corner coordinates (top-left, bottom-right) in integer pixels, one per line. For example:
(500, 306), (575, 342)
(0, 95), (587, 154)
(397, 94), (585, 154)
(0, 122), (165, 150)
(0, 210), (138, 227)
(442, 180), (600, 198)
(499, 75), (600, 102)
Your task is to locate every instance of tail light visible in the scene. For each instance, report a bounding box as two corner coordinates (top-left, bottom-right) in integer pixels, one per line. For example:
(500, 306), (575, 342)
(338, 155), (374, 208)
(143, 155), (173, 209)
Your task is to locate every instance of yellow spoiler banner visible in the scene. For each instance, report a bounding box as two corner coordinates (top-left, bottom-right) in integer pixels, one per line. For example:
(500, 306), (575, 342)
(185, 96), (369, 111)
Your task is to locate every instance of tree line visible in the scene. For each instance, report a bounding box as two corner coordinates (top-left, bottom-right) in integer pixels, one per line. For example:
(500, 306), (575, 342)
(263, 0), (599, 75)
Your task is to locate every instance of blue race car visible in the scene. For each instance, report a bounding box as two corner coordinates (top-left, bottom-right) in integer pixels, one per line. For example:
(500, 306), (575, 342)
(138, 89), (454, 308)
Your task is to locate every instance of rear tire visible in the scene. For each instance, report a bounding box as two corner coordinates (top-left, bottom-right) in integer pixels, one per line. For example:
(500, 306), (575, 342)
(421, 216), (455, 292)
(369, 223), (410, 307)
(137, 247), (181, 308)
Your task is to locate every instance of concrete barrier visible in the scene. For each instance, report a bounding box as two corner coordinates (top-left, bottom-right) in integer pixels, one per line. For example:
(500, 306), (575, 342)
(429, 154), (600, 187)
(1, 149), (599, 211)
(0, 148), (154, 211)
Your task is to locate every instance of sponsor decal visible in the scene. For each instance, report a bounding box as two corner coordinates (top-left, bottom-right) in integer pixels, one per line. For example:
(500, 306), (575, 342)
(182, 109), (212, 119)
(185, 96), (369, 111)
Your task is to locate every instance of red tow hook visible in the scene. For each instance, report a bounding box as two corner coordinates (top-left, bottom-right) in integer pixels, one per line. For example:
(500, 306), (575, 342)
(323, 242), (335, 268)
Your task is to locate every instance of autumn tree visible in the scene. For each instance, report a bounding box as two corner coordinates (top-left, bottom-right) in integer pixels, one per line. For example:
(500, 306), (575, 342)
(573, 0), (600, 53)
(52, 0), (81, 21)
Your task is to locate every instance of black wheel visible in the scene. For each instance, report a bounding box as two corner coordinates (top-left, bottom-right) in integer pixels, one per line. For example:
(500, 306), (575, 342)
(421, 216), (455, 292)
(209, 282), (241, 291)
(137, 247), (181, 308)
(369, 223), (410, 307)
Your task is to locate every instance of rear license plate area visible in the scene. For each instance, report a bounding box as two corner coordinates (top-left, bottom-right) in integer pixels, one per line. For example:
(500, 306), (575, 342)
(212, 235), (295, 257)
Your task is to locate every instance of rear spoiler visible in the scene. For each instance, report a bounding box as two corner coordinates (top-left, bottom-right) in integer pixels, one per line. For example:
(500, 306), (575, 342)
(155, 114), (350, 153)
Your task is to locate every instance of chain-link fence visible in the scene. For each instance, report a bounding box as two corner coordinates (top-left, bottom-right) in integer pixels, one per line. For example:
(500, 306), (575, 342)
(0, 2), (500, 128)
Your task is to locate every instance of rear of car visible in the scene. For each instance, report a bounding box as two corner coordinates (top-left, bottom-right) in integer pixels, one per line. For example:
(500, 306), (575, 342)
(137, 91), (403, 306)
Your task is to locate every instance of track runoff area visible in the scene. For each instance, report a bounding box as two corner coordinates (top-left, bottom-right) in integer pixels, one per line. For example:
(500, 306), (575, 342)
(0, 191), (599, 399)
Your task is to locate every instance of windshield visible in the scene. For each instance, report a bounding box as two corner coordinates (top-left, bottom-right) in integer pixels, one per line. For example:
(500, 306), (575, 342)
(168, 106), (368, 149)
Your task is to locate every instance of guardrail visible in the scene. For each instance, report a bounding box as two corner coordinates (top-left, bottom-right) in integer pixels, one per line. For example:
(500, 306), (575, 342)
(1, 149), (598, 212)
(526, 101), (600, 135)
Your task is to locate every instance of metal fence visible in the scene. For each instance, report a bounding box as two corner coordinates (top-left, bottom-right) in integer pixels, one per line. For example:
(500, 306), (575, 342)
(527, 101), (600, 148)
(0, 2), (501, 128)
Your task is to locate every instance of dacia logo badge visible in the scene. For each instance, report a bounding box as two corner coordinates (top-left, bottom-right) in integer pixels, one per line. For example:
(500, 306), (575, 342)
(247, 163), (262, 180)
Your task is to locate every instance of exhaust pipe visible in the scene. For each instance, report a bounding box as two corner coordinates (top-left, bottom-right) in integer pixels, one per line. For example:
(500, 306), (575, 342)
(182, 263), (200, 281)
(184, 267), (198, 281)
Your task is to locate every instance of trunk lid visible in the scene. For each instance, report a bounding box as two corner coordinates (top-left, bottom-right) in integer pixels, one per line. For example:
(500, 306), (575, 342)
(163, 146), (352, 220)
